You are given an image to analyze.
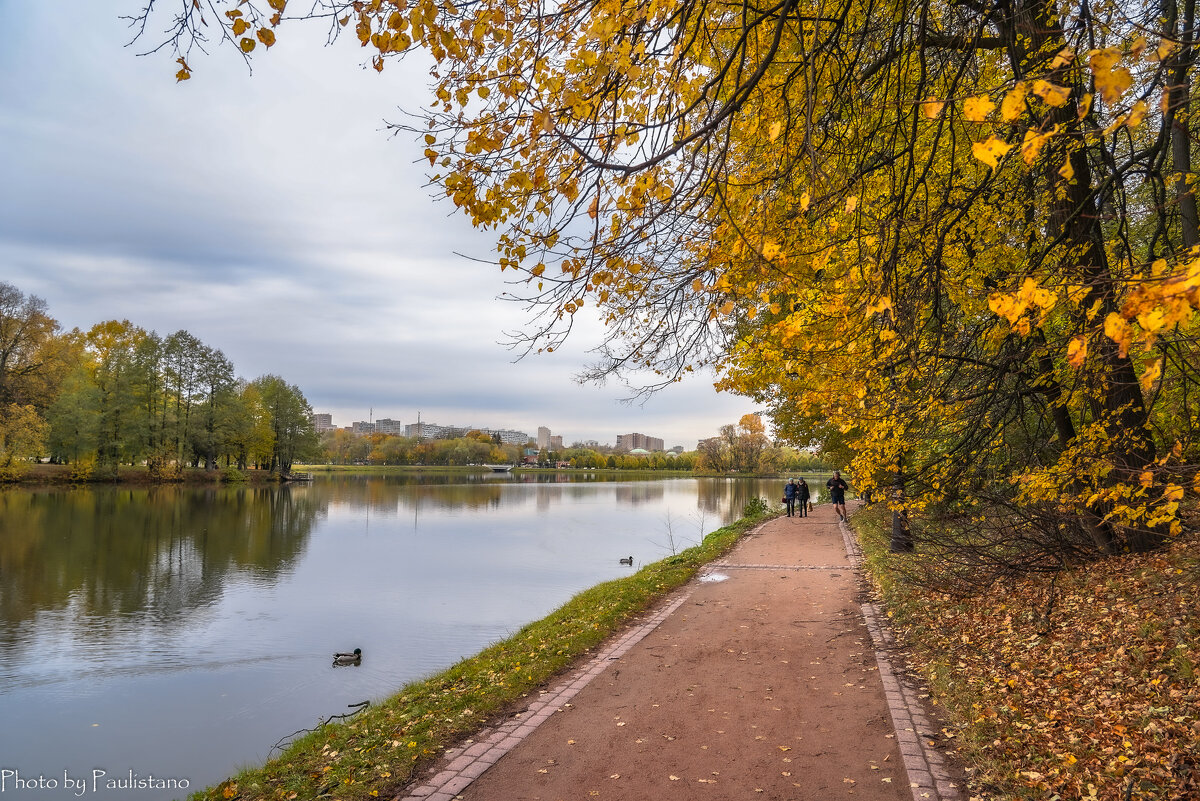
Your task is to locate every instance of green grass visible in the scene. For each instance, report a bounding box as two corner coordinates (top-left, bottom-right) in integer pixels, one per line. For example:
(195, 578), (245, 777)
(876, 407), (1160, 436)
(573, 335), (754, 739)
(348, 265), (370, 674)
(190, 504), (777, 801)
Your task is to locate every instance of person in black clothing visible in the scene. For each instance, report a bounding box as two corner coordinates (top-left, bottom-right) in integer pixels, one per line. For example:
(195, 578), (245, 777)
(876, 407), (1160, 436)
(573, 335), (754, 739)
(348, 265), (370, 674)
(796, 477), (810, 517)
(827, 471), (849, 520)
(783, 479), (798, 516)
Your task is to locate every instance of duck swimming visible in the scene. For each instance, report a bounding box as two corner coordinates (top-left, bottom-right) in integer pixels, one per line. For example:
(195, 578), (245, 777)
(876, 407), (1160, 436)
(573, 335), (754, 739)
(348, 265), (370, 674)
(333, 648), (362, 666)
(619, 556), (634, 565)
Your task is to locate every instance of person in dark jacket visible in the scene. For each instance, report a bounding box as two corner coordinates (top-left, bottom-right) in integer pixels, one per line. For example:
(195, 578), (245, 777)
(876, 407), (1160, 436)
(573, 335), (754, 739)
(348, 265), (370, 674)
(795, 477), (810, 517)
(827, 471), (849, 520)
(783, 479), (798, 516)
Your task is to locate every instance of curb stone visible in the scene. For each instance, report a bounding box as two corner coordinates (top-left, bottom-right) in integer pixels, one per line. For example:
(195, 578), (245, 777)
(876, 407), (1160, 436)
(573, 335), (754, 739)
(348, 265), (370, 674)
(840, 514), (964, 801)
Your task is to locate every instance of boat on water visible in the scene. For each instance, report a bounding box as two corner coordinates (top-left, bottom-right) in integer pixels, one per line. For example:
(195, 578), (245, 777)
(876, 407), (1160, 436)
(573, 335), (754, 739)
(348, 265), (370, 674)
(483, 464), (515, 473)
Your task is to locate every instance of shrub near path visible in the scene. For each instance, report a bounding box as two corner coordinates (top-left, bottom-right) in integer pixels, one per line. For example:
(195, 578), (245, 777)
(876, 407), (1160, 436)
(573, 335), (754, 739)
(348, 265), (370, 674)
(854, 505), (1200, 800)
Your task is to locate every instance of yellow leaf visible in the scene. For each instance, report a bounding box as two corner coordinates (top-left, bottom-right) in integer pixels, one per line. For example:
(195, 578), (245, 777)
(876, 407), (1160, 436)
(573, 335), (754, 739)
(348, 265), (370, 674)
(845, 195), (858, 214)
(1104, 312), (1133, 357)
(971, 136), (1011, 171)
(963, 95), (995, 122)
(1140, 358), (1163, 393)
(769, 121), (782, 141)
(799, 191), (811, 213)
(1140, 471), (1154, 488)
(239, 37), (257, 53)
(424, 148), (438, 165)
(1000, 83), (1027, 122)
(921, 98), (946, 119)
(1152, 40), (1177, 63)
(1032, 80), (1071, 107)
(1090, 48), (1132, 103)
(1059, 155), (1075, 183)
(1066, 335), (1087, 368)
(1020, 128), (1054, 165)
(424, 133), (437, 145)
(1130, 37), (1148, 60)
(1125, 100), (1148, 129)
(867, 296), (892, 315)
(232, 18), (248, 35)
(1049, 47), (1075, 69)
(1077, 93), (1093, 120)
(257, 28), (276, 47)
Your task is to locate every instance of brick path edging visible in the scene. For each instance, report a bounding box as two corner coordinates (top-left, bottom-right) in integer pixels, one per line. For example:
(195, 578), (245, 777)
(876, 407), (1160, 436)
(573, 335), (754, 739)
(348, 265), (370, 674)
(839, 516), (963, 801)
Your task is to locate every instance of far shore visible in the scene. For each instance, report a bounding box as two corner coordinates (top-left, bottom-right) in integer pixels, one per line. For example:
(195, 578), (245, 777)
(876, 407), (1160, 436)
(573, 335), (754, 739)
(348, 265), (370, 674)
(1, 462), (835, 488)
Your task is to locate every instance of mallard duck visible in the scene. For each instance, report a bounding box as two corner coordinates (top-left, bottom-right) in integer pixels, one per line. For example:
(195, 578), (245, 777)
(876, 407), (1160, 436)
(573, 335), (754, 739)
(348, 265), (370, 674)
(333, 648), (362, 665)
(619, 556), (634, 565)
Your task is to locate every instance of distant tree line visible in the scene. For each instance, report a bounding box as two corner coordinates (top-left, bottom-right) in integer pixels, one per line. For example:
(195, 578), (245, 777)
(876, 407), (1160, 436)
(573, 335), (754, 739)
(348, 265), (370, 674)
(319, 413), (831, 474)
(0, 282), (317, 479)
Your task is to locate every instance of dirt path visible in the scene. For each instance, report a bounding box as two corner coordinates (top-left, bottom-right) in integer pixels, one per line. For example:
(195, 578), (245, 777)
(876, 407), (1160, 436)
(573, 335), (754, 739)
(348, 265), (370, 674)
(399, 503), (962, 801)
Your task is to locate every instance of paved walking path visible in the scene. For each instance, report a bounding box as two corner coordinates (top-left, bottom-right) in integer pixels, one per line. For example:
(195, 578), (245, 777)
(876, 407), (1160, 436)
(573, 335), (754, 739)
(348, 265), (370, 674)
(397, 503), (962, 800)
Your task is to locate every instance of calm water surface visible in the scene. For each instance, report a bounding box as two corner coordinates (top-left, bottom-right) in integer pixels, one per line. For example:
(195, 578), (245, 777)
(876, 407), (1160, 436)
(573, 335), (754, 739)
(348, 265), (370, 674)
(0, 473), (826, 800)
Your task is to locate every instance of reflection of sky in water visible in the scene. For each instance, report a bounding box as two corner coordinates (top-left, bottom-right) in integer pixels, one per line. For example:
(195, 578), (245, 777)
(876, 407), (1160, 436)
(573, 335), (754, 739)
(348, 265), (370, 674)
(0, 475), (814, 800)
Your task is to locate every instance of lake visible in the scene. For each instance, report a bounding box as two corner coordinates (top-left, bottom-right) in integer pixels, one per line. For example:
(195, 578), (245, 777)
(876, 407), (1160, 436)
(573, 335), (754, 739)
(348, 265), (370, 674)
(0, 472), (827, 800)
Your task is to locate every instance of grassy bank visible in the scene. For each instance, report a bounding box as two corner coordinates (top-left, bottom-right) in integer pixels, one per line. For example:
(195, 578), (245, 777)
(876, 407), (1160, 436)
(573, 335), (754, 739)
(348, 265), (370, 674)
(852, 504), (1200, 800)
(190, 502), (777, 801)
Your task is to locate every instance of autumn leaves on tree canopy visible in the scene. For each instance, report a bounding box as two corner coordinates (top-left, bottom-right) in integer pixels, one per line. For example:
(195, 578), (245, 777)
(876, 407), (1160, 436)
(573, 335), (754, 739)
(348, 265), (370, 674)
(138, 0), (1200, 564)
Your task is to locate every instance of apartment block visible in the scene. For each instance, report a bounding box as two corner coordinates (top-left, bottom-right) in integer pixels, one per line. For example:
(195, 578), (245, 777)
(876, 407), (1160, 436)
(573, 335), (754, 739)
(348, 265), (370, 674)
(616, 432), (664, 452)
(376, 418), (404, 436)
(311, 413), (334, 433)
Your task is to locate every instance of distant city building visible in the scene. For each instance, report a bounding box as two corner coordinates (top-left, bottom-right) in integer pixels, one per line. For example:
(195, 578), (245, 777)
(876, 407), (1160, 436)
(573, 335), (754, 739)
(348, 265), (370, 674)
(405, 421), (452, 440)
(537, 426), (551, 450)
(482, 427), (532, 445)
(669, 445), (685, 454)
(616, 432), (664, 452)
(311, 413), (334, 433)
(376, 418), (404, 436)
(352, 421), (376, 435)
(550, 435), (563, 451)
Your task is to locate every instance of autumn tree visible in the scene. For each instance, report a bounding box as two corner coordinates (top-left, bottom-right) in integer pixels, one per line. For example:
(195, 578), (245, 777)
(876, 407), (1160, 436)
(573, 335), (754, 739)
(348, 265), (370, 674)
(250, 374), (319, 475)
(131, 0), (1200, 565)
(0, 282), (65, 410)
(0, 404), (49, 476)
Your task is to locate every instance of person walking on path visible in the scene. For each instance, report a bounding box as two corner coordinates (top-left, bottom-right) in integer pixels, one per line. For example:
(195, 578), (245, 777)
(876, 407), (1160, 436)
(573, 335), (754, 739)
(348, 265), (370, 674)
(827, 470), (849, 520)
(796, 476), (810, 517)
(783, 478), (798, 516)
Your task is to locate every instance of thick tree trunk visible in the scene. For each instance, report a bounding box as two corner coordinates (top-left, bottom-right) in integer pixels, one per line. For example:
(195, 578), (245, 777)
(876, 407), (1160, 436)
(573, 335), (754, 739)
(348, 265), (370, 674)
(1166, 0), (1200, 247)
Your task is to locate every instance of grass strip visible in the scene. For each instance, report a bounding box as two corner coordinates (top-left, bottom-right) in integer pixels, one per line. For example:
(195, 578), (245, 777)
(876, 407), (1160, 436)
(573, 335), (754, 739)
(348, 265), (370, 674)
(852, 504), (1200, 800)
(192, 506), (775, 801)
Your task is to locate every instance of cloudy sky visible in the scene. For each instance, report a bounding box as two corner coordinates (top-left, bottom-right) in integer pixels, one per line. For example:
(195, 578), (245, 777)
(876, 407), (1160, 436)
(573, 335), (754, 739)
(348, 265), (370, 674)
(0, 1), (759, 449)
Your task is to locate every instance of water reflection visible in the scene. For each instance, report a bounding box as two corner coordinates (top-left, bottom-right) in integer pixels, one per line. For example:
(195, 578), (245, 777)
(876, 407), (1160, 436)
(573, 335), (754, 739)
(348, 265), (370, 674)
(0, 474), (826, 801)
